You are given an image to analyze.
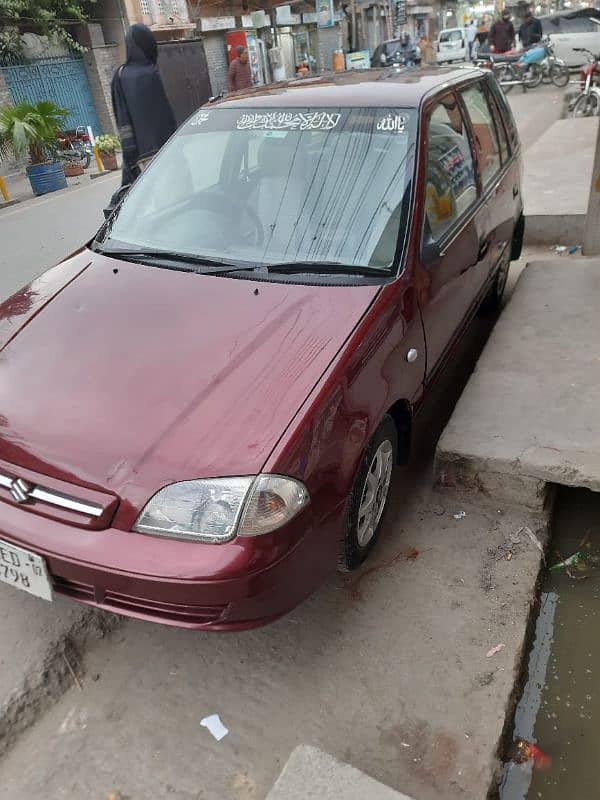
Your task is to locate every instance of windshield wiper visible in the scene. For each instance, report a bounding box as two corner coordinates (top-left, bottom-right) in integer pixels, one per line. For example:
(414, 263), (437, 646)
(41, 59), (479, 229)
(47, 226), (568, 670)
(261, 261), (392, 277)
(93, 246), (249, 274)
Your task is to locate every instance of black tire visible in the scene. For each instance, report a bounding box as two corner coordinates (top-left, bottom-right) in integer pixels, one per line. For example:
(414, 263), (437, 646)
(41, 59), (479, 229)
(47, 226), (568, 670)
(481, 247), (511, 314)
(337, 415), (398, 573)
(494, 64), (514, 94)
(550, 63), (570, 88)
(523, 63), (543, 89)
(82, 151), (91, 170)
(571, 92), (599, 117)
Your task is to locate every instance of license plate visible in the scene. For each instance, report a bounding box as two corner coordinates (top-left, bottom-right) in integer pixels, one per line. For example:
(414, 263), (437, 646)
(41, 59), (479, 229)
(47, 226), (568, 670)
(0, 538), (53, 601)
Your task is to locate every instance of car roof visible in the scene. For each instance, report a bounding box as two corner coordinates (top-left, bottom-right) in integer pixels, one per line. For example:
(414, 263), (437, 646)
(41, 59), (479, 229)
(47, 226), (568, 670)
(210, 66), (484, 110)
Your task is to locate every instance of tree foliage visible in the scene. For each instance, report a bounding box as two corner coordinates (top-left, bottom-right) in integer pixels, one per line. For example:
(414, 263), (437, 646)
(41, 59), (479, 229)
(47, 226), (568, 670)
(0, 0), (96, 63)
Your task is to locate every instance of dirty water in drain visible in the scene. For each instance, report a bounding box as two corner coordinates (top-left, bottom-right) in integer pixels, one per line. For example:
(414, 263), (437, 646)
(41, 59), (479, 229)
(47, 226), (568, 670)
(500, 488), (600, 800)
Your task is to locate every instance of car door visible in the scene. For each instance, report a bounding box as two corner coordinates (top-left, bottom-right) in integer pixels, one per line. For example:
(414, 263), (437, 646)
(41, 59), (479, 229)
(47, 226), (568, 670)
(416, 90), (489, 378)
(458, 79), (513, 286)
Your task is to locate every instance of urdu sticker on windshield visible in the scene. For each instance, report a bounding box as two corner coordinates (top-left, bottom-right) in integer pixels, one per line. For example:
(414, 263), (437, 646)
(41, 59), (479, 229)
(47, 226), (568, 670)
(189, 111), (211, 127)
(376, 114), (407, 133)
(236, 111), (341, 131)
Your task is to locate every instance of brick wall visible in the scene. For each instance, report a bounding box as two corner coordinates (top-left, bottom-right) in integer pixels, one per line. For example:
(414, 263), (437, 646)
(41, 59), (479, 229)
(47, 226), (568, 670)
(203, 32), (229, 96)
(82, 43), (120, 134)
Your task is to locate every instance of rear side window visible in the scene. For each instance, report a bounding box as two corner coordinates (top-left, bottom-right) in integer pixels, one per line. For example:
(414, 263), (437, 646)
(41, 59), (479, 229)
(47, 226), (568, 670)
(487, 76), (519, 152)
(424, 96), (477, 242)
(486, 90), (510, 165)
(558, 16), (595, 33)
(460, 83), (501, 187)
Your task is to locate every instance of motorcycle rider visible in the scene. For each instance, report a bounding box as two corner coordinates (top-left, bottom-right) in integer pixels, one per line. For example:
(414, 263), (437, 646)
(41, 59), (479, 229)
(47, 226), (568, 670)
(395, 31), (418, 66)
(519, 8), (543, 49)
(488, 9), (515, 54)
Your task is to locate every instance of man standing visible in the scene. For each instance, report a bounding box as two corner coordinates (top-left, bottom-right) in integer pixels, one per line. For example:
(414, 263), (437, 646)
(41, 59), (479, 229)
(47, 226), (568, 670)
(519, 8), (543, 48)
(466, 19), (477, 60)
(228, 46), (253, 93)
(488, 10), (515, 54)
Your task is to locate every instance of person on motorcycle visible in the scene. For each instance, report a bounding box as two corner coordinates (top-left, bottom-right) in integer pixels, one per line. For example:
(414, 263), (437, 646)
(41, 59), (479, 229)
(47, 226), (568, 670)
(488, 10), (515, 54)
(519, 8), (543, 49)
(395, 32), (418, 66)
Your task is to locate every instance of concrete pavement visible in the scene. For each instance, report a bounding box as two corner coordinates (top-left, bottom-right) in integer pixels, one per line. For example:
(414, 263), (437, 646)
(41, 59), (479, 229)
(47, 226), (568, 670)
(437, 259), (600, 511)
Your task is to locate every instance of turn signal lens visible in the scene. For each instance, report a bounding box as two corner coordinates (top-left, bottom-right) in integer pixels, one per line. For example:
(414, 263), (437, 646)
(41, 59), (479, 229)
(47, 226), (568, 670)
(238, 475), (310, 537)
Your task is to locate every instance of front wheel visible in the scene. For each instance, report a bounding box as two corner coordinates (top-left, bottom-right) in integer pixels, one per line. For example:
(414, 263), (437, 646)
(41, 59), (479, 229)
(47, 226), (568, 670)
(337, 416), (398, 572)
(571, 92), (599, 117)
(493, 63), (514, 94)
(550, 63), (570, 87)
(523, 63), (543, 89)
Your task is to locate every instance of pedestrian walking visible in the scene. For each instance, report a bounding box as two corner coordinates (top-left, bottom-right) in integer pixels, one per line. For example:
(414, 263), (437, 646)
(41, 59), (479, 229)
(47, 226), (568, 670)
(228, 46), (253, 93)
(110, 23), (176, 187)
(476, 17), (489, 46)
(466, 19), (477, 60)
(519, 7), (543, 48)
(488, 10), (515, 54)
(418, 34), (436, 65)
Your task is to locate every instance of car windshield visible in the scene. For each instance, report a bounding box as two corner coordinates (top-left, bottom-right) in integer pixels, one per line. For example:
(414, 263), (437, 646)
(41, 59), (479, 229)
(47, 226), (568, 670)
(100, 106), (417, 272)
(440, 30), (463, 42)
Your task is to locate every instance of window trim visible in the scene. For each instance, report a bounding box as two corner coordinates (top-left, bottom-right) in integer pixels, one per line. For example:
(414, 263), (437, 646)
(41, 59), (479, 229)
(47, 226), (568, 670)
(457, 80), (503, 191)
(419, 87), (481, 251)
(486, 73), (520, 153)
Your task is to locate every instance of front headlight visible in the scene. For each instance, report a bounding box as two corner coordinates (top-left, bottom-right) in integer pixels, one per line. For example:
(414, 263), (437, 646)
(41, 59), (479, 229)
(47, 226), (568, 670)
(133, 475), (309, 543)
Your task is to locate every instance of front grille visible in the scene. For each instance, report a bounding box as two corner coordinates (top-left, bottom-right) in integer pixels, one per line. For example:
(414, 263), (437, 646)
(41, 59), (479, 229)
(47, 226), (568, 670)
(53, 576), (226, 625)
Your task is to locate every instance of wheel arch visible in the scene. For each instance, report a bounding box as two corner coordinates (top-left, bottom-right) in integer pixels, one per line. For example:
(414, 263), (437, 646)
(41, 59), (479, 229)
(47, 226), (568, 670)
(386, 398), (412, 464)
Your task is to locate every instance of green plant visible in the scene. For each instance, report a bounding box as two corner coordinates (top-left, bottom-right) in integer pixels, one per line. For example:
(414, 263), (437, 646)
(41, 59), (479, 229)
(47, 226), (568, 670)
(0, 100), (67, 164)
(0, 0), (97, 58)
(95, 134), (121, 155)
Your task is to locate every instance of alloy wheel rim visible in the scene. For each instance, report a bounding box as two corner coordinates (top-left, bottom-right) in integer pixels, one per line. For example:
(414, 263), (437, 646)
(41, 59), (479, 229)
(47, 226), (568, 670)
(356, 440), (394, 547)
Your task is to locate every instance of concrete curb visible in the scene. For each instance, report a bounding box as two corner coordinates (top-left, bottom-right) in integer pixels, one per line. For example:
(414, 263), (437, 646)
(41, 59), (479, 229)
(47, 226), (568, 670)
(524, 213), (585, 247)
(0, 608), (121, 758)
(266, 745), (416, 799)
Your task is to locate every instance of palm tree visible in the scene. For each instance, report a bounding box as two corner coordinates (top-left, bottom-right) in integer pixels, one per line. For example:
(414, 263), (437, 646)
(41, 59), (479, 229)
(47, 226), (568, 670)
(0, 100), (67, 165)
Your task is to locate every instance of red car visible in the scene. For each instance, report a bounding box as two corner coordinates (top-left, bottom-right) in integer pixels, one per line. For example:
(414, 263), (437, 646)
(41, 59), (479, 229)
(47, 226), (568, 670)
(0, 67), (522, 629)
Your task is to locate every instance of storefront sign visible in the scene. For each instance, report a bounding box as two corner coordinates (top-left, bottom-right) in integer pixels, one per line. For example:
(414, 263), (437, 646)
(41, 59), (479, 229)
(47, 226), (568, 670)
(345, 50), (371, 69)
(317, 0), (335, 28)
(201, 16), (235, 31)
(302, 12), (318, 23)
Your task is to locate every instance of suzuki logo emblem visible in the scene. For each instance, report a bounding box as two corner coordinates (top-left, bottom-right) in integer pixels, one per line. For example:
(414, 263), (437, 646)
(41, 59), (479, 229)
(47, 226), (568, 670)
(9, 478), (32, 503)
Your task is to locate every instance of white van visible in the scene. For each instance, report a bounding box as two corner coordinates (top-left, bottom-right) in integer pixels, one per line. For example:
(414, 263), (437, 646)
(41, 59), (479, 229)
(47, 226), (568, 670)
(437, 27), (468, 64)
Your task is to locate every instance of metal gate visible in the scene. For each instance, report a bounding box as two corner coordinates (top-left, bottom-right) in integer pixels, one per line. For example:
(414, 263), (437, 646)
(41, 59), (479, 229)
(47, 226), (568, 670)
(1, 57), (100, 134)
(158, 40), (213, 126)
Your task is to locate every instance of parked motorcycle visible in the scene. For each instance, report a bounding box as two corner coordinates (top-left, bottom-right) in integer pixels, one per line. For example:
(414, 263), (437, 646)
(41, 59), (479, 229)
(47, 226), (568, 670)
(475, 45), (546, 93)
(55, 127), (92, 170)
(540, 40), (570, 87)
(569, 47), (600, 117)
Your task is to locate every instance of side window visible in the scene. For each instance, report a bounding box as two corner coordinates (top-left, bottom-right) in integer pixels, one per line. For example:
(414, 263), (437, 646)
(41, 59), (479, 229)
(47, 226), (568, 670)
(424, 95), (477, 242)
(558, 16), (594, 33)
(487, 77), (519, 152)
(486, 89), (510, 165)
(460, 83), (501, 187)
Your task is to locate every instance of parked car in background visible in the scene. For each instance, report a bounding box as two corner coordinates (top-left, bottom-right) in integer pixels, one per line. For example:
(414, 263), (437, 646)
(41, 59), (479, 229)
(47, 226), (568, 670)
(0, 67), (523, 631)
(437, 27), (468, 63)
(371, 38), (422, 66)
(540, 8), (600, 66)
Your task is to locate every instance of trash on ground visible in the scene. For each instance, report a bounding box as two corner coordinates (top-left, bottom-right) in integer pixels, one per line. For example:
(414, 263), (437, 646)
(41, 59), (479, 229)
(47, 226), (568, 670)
(568, 245), (579, 255)
(486, 643), (506, 658)
(453, 511), (467, 519)
(551, 245), (567, 253)
(200, 713), (229, 741)
(510, 737), (552, 770)
(551, 551), (584, 571)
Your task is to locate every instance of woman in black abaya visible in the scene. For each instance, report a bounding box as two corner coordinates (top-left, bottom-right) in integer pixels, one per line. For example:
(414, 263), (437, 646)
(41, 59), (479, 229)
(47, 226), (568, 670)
(111, 24), (176, 186)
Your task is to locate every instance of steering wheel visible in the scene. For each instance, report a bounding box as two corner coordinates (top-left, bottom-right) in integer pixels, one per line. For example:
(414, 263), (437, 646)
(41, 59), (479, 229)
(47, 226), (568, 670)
(191, 189), (264, 248)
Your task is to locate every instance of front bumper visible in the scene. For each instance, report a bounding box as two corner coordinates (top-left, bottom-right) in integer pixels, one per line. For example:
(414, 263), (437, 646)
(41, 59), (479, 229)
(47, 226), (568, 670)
(0, 498), (344, 630)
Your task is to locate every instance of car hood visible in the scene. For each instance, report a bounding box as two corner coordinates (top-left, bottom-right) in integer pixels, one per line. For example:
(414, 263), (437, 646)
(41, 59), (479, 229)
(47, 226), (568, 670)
(0, 251), (380, 512)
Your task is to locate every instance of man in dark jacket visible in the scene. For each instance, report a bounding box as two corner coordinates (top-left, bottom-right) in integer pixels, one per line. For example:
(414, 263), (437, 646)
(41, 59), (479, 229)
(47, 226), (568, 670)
(519, 9), (543, 48)
(111, 24), (176, 187)
(228, 46), (253, 93)
(488, 10), (515, 53)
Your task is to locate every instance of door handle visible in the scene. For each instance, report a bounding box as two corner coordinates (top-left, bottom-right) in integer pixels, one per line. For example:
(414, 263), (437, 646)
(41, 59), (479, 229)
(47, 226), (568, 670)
(513, 185), (519, 198)
(478, 237), (491, 260)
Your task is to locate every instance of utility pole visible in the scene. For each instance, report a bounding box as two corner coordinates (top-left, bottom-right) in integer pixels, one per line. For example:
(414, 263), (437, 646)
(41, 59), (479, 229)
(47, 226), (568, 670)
(582, 120), (600, 256)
